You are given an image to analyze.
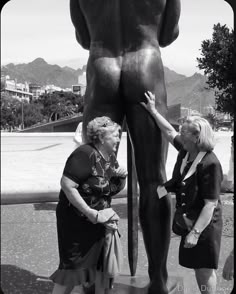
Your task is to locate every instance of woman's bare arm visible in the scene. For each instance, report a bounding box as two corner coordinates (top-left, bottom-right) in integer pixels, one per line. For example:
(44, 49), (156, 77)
(60, 175), (98, 223)
(141, 91), (178, 145)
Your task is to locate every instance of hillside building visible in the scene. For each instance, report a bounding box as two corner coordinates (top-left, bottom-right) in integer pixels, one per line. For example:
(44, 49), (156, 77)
(30, 84), (72, 99)
(72, 84), (86, 96)
(72, 72), (86, 96)
(203, 105), (215, 115)
(29, 83), (42, 100)
(2, 75), (33, 102)
(180, 107), (191, 117)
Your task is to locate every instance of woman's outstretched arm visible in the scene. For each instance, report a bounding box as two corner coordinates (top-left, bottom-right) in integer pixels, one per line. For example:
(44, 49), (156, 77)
(141, 91), (178, 145)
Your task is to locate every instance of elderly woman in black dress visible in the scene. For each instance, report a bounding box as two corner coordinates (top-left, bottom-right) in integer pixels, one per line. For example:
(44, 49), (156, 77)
(50, 116), (127, 294)
(142, 92), (223, 294)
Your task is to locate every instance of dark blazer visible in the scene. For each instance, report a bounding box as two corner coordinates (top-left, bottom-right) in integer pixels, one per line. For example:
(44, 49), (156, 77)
(164, 137), (223, 215)
(165, 136), (224, 269)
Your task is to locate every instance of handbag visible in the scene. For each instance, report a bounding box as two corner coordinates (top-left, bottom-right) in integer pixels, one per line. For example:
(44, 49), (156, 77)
(172, 207), (199, 236)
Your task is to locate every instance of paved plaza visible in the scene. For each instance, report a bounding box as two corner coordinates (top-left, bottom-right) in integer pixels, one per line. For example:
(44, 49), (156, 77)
(1, 132), (234, 293)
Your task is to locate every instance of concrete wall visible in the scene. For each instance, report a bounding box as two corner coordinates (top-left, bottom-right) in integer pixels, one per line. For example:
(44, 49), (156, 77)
(20, 115), (83, 133)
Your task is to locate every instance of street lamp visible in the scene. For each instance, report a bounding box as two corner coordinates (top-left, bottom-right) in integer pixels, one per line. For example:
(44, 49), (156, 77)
(21, 99), (24, 129)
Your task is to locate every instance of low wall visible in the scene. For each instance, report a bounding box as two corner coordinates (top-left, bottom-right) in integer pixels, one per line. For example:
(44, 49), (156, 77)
(20, 116), (82, 133)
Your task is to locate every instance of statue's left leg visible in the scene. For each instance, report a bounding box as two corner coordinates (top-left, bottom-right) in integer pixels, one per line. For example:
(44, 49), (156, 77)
(126, 103), (171, 294)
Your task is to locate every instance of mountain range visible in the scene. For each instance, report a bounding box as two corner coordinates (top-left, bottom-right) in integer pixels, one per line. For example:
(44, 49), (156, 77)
(1, 58), (215, 110)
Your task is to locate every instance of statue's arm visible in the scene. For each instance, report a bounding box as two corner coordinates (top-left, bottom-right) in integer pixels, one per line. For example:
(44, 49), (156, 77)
(70, 0), (91, 50)
(159, 0), (181, 47)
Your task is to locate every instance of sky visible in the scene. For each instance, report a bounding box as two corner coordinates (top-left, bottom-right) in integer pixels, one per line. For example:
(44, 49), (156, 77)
(1, 0), (233, 77)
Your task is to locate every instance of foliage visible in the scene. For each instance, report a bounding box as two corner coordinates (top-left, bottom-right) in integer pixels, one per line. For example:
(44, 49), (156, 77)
(1, 93), (44, 130)
(18, 102), (44, 128)
(203, 113), (220, 130)
(36, 91), (84, 122)
(1, 90), (84, 130)
(197, 23), (234, 117)
(1, 93), (21, 129)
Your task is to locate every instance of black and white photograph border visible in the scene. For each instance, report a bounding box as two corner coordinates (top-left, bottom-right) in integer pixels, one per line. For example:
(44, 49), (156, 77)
(1, 1), (235, 294)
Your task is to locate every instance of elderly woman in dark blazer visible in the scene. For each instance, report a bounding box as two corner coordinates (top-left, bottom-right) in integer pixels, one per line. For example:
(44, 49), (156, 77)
(50, 116), (127, 294)
(141, 92), (223, 294)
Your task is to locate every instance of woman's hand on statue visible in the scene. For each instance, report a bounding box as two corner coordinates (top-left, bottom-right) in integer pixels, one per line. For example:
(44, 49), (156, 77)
(141, 91), (157, 114)
(114, 167), (128, 178)
(184, 231), (199, 248)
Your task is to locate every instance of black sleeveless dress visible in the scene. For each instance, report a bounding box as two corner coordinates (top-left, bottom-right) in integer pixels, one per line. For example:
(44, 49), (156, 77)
(50, 144), (125, 286)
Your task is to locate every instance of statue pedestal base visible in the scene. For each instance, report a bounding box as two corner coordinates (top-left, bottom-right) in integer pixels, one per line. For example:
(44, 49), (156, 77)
(112, 274), (184, 294)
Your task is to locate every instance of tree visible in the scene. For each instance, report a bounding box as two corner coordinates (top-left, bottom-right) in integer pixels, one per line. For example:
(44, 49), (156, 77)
(16, 101), (44, 128)
(0, 93), (21, 130)
(203, 113), (220, 131)
(1, 93), (45, 130)
(197, 23), (234, 117)
(37, 91), (84, 122)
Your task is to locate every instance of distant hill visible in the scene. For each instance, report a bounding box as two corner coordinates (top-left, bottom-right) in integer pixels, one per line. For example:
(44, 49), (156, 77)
(1, 58), (215, 110)
(1, 58), (85, 88)
(166, 72), (215, 110)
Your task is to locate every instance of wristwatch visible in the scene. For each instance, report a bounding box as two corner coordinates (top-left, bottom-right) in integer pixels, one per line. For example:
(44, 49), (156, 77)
(191, 228), (201, 236)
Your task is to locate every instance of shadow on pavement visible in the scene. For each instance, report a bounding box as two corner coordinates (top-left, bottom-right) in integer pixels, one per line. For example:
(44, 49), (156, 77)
(1, 265), (53, 294)
(33, 202), (129, 220)
(1, 265), (184, 294)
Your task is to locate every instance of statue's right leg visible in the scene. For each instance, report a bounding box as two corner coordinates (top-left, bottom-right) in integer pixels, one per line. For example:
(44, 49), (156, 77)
(126, 104), (171, 294)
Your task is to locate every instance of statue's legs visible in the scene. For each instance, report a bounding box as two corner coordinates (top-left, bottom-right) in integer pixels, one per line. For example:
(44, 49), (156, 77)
(83, 51), (171, 293)
(126, 104), (171, 294)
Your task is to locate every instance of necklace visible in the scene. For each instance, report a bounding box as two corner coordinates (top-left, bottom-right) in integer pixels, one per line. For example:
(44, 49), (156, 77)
(94, 145), (110, 161)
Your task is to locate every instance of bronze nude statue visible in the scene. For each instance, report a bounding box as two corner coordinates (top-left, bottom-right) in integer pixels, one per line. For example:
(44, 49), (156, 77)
(70, 1), (181, 293)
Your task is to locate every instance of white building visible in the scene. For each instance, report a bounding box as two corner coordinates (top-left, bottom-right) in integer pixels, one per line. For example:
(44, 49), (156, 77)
(203, 105), (215, 115)
(3, 76), (33, 102)
(72, 84), (86, 96)
(29, 83), (42, 100)
(72, 72), (87, 96)
(190, 109), (201, 116)
(180, 107), (191, 117)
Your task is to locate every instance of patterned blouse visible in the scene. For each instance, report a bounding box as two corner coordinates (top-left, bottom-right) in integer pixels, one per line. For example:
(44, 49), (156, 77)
(62, 143), (126, 211)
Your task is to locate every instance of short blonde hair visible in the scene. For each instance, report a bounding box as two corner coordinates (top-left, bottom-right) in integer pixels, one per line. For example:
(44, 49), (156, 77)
(87, 116), (121, 144)
(184, 116), (215, 151)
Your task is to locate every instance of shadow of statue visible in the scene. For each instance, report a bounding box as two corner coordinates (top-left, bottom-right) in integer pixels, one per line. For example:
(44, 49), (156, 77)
(1, 264), (53, 294)
(33, 203), (57, 211)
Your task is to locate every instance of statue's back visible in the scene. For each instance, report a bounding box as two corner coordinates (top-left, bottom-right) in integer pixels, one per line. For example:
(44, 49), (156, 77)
(78, 0), (166, 51)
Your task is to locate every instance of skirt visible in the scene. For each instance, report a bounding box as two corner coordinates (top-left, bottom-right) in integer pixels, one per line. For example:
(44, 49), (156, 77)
(179, 205), (223, 269)
(50, 197), (106, 287)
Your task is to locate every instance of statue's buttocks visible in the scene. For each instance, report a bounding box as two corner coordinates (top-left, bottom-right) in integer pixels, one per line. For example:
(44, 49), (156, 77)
(78, 0), (169, 105)
(88, 45), (164, 105)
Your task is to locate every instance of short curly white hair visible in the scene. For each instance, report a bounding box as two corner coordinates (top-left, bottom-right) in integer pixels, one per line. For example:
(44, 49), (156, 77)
(87, 116), (121, 144)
